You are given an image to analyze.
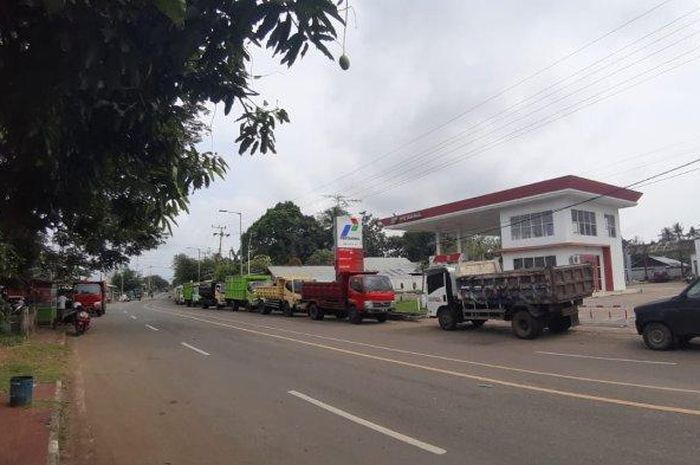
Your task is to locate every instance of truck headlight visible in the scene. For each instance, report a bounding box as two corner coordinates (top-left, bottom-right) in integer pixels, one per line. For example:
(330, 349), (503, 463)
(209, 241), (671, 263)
(364, 301), (373, 309)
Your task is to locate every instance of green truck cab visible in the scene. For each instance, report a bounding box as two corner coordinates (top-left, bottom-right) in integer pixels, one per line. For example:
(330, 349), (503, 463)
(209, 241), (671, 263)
(224, 274), (271, 310)
(182, 281), (200, 307)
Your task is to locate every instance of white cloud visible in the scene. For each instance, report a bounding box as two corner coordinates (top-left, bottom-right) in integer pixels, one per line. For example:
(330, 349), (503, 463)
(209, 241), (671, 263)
(133, 0), (700, 281)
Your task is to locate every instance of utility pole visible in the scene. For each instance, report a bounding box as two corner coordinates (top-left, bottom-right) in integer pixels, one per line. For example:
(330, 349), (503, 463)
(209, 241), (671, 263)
(211, 224), (230, 259)
(218, 209), (243, 276)
(323, 193), (360, 213)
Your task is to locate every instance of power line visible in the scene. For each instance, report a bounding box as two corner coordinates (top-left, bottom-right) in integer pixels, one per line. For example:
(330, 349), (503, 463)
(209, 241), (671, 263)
(293, 0), (676, 204)
(425, 156), (700, 249)
(337, 28), (700, 201)
(351, 45), (700, 203)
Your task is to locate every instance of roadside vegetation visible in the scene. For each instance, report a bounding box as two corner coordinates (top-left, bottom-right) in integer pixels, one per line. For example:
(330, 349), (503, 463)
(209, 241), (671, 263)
(0, 333), (68, 393)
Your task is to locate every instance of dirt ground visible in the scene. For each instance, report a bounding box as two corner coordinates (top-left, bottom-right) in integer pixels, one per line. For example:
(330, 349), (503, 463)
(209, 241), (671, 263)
(584, 281), (687, 308)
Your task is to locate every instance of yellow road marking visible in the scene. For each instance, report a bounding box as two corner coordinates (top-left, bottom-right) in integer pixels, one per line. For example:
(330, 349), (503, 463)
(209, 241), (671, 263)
(147, 305), (700, 395)
(146, 305), (700, 417)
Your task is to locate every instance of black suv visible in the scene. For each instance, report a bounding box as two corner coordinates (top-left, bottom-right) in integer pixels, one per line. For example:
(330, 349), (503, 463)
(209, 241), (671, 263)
(634, 278), (700, 350)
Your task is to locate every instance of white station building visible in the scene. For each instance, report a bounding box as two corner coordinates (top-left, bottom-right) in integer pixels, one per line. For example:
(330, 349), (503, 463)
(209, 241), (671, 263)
(380, 175), (642, 291)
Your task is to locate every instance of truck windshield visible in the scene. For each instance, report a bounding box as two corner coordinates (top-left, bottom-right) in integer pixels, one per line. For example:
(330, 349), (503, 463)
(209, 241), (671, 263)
(361, 275), (393, 292)
(74, 283), (101, 295)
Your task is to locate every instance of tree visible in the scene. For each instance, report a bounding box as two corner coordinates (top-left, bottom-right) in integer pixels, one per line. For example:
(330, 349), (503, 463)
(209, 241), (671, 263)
(0, 0), (344, 274)
(172, 253), (215, 285)
(111, 268), (142, 294)
(144, 275), (169, 292)
(249, 255), (272, 274)
(242, 202), (326, 264)
(387, 232), (435, 263)
(461, 236), (501, 261)
(688, 226), (699, 239)
(359, 211), (388, 257)
(659, 227), (675, 242)
(672, 222), (685, 242)
(317, 206), (349, 246)
(213, 258), (238, 282)
(306, 249), (334, 265)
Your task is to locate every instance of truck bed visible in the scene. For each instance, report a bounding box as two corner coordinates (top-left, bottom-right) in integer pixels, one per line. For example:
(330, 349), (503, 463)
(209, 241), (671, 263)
(457, 264), (594, 307)
(301, 282), (344, 308)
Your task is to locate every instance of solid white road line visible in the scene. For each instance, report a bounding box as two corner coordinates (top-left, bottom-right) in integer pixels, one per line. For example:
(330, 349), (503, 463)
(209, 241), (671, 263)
(145, 324), (160, 332)
(288, 390), (447, 455)
(146, 306), (700, 416)
(535, 351), (677, 366)
(129, 315), (137, 320)
(180, 342), (210, 356)
(146, 304), (697, 394)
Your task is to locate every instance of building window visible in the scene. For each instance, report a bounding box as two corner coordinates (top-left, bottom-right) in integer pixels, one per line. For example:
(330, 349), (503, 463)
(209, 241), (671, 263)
(510, 211), (554, 240)
(571, 209), (597, 236)
(604, 214), (616, 238)
(513, 255), (557, 269)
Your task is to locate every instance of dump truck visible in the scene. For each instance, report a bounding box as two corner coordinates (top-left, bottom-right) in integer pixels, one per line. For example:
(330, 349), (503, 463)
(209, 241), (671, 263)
(173, 285), (184, 305)
(424, 261), (594, 339)
(224, 274), (272, 310)
(301, 271), (395, 324)
(72, 281), (107, 316)
(254, 277), (308, 316)
(198, 280), (226, 309)
(182, 281), (200, 307)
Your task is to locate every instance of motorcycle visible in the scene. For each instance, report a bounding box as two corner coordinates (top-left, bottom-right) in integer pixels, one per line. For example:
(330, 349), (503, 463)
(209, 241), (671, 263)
(59, 302), (91, 335)
(75, 307), (91, 335)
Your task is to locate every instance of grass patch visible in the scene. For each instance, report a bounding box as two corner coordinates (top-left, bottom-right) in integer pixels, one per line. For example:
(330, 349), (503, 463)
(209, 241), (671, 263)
(0, 338), (68, 393)
(394, 298), (425, 315)
(0, 334), (26, 347)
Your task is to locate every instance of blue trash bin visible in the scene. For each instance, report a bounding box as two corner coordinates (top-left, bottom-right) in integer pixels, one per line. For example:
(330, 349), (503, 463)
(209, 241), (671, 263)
(9, 376), (34, 407)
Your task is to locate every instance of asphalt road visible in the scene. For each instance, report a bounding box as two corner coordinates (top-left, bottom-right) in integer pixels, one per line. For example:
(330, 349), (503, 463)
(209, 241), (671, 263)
(67, 298), (700, 465)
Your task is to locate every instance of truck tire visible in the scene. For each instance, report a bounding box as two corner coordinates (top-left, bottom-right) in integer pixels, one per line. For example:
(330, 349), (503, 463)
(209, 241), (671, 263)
(470, 319), (486, 328)
(512, 311), (544, 339)
(348, 308), (363, 324)
(643, 322), (674, 350)
(308, 304), (324, 320)
(231, 301), (239, 311)
(548, 316), (572, 334)
(261, 304), (272, 315)
(281, 301), (293, 317)
(438, 307), (459, 331)
(376, 313), (388, 323)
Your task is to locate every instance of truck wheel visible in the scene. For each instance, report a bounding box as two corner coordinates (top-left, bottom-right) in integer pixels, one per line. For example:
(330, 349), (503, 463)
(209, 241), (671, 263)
(281, 302), (293, 317)
(308, 304), (324, 320)
(643, 322), (674, 350)
(438, 307), (458, 330)
(261, 305), (272, 315)
(348, 308), (363, 324)
(512, 311), (544, 339)
(470, 319), (486, 328)
(376, 313), (388, 323)
(548, 316), (572, 334)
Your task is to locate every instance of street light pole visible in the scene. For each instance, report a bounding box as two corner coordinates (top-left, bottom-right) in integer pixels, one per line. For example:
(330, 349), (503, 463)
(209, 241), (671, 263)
(218, 209), (243, 276)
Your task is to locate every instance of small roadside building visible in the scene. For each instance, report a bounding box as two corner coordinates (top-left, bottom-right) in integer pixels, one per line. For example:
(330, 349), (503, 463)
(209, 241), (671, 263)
(268, 257), (421, 294)
(380, 175), (642, 292)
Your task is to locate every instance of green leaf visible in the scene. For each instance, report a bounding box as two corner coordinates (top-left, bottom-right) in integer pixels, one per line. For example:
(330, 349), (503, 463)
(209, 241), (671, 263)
(153, 0), (187, 25)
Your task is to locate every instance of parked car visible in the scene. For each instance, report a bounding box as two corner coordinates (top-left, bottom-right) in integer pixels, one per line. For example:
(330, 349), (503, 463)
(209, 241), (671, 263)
(634, 277), (700, 350)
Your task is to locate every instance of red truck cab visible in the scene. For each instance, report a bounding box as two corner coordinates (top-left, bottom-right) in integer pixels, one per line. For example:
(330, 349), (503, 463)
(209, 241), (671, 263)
(72, 281), (106, 316)
(301, 271), (395, 324)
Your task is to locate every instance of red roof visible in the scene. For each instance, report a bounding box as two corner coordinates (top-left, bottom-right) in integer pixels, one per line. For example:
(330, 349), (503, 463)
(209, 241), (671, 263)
(379, 175), (642, 227)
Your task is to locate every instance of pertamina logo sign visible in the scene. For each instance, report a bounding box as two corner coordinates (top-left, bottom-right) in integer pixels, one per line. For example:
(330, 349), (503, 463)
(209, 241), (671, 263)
(335, 216), (362, 249)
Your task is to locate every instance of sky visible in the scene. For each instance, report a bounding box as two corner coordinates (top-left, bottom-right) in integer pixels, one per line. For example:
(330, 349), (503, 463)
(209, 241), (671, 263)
(130, 0), (700, 281)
